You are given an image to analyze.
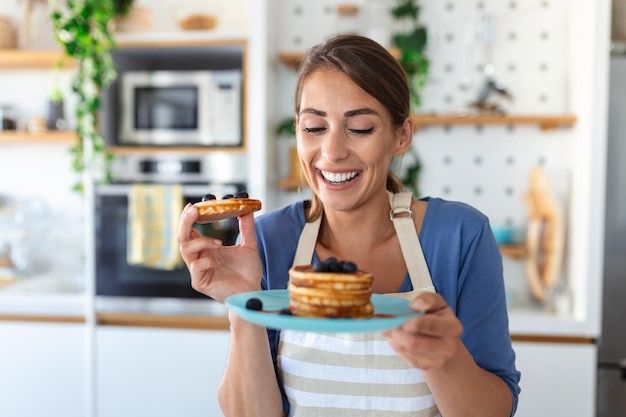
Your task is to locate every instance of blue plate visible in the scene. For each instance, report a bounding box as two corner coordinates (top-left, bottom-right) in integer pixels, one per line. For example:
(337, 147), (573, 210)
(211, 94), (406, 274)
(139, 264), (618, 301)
(225, 289), (422, 333)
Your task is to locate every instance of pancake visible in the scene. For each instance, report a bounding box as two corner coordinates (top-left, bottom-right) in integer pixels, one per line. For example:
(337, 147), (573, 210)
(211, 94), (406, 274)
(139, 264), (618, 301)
(193, 197), (261, 224)
(287, 263), (374, 318)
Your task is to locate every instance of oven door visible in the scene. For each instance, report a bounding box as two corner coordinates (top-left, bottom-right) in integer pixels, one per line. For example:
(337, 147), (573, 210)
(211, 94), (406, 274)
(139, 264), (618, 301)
(95, 183), (241, 299)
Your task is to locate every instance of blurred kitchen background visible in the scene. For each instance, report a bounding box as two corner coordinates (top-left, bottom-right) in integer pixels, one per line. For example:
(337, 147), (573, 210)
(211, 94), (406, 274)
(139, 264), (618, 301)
(0, 0), (622, 416)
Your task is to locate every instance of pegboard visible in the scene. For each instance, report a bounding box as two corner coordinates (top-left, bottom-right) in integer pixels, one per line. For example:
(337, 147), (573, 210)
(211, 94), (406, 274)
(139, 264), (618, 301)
(272, 0), (572, 234)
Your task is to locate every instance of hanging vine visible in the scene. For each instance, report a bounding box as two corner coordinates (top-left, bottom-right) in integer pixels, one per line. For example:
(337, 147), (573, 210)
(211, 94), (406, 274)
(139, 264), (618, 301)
(51, 0), (133, 191)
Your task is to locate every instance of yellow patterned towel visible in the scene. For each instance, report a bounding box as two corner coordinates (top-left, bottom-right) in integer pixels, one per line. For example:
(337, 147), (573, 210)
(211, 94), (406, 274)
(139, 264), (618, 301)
(126, 184), (184, 270)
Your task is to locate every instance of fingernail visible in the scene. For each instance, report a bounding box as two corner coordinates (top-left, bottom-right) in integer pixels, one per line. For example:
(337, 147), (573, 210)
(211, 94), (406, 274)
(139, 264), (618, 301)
(411, 298), (427, 312)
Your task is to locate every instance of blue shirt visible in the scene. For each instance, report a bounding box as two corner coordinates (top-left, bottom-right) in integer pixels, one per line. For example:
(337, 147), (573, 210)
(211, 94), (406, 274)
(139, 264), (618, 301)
(253, 197), (521, 414)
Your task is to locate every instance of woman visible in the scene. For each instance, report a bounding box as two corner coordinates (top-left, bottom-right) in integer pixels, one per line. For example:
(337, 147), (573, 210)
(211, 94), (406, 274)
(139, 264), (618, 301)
(178, 34), (520, 417)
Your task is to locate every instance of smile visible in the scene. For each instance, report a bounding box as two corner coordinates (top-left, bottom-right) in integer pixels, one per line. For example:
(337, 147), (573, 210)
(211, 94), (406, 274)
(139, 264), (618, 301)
(319, 170), (360, 184)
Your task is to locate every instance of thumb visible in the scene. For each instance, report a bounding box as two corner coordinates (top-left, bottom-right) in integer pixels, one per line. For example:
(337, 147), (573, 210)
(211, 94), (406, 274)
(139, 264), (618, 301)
(237, 213), (258, 248)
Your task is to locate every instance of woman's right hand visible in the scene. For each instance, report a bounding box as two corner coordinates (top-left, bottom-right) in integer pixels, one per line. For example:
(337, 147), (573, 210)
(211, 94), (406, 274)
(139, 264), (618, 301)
(177, 203), (263, 303)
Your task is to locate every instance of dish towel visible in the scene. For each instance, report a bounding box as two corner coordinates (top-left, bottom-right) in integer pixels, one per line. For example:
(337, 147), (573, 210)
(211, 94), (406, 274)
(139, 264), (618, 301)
(126, 183), (184, 270)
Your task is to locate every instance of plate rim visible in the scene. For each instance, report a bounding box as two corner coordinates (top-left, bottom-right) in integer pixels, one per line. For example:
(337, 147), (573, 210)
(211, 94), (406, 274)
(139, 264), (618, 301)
(224, 289), (421, 333)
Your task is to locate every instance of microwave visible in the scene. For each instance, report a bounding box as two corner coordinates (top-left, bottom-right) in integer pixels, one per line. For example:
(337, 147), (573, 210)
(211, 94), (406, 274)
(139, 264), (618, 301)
(119, 70), (242, 147)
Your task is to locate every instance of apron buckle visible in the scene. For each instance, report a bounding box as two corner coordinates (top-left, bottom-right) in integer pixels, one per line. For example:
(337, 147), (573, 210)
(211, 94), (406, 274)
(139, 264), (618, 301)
(389, 207), (414, 221)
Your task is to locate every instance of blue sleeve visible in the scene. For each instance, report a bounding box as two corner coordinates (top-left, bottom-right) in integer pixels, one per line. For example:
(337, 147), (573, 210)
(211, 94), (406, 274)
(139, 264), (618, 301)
(422, 199), (521, 415)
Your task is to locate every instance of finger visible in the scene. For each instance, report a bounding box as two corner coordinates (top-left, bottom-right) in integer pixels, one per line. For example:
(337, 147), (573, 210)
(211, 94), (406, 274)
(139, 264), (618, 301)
(384, 327), (457, 369)
(410, 291), (447, 313)
(177, 203), (199, 243)
(400, 311), (463, 340)
(237, 212), (258, 248)
(180, 236), (222, 265)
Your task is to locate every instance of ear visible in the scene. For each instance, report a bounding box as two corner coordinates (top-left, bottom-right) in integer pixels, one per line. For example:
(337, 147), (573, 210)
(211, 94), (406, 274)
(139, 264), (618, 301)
(393, 116), (414, 156)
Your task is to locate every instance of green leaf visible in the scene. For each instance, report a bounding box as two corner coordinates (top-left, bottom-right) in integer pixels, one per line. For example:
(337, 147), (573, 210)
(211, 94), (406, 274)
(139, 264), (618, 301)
(276, 117), (296, 136)
(51, 0), (125, 192)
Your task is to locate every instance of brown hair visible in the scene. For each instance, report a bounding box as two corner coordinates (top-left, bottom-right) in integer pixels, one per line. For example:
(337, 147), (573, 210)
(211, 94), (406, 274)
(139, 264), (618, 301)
(294, 34), (411, 221)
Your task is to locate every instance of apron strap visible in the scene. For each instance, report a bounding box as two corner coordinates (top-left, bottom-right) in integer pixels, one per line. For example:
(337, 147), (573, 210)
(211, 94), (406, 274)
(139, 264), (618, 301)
(292, 193), (435, 297)
(293, 213), (322, 266)
(388, 192), (436, 294)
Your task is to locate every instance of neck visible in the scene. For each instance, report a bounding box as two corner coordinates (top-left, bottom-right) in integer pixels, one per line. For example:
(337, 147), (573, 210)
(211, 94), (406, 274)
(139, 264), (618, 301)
(318, 190), (395, 256)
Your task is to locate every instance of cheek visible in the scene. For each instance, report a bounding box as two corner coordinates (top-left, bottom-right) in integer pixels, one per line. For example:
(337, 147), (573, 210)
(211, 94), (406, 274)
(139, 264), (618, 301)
(296, 138), (315, 163)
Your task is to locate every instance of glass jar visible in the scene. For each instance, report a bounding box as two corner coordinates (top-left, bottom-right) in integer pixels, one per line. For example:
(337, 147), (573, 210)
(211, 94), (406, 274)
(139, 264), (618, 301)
(0, 104), (17, 131)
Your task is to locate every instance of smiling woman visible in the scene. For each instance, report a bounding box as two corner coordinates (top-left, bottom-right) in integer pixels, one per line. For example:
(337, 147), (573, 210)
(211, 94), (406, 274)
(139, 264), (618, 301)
(178, 34), (520, 417)
(294, 35), (413, 222)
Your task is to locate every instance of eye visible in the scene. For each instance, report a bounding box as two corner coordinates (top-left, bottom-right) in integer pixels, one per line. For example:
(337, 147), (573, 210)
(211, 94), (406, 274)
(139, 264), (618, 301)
(349, 127), (375, 135)
(302, 126), (325, 134)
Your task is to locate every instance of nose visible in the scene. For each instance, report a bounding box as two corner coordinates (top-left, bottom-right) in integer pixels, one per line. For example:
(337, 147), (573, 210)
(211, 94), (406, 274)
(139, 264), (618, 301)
(321, 129), (349, 162)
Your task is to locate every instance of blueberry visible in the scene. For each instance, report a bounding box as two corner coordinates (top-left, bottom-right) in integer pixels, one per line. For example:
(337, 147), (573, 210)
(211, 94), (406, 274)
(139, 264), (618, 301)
(279, 308), (293, 316)
(341, 261), (357, 273)
(245, 297), (263, 311)
(234, 191), (249, 198)
(313, 262), (329, 272)
(201, 194), (217, 201)
(327, 258), (342, 272)
(325, 257), (338, 265)
(222, 194), (234, 199)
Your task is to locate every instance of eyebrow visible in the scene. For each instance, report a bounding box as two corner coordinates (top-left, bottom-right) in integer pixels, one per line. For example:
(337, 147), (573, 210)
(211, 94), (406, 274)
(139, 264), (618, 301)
(299, 108), (379, 118)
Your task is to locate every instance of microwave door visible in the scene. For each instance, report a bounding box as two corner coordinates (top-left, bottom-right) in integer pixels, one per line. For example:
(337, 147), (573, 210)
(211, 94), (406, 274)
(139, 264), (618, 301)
(135, 86), (202, 145)
(119, 71), (214, 146)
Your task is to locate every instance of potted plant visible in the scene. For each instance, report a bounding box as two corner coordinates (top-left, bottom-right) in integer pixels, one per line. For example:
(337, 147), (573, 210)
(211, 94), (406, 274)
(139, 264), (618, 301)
(276, 116), (307, 191)
(47, 59), (66, 131)
(51, 0), (134, 191)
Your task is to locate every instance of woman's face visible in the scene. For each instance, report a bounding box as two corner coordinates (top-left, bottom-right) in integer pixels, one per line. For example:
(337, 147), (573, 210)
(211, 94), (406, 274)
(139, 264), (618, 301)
(296, 68), (412, 212)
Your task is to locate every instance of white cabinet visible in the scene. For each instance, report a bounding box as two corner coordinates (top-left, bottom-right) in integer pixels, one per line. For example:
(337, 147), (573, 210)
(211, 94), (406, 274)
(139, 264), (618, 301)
(0, 321), (86, 417)
(95, 326), (229, 417)
(513, 341), (597, 417)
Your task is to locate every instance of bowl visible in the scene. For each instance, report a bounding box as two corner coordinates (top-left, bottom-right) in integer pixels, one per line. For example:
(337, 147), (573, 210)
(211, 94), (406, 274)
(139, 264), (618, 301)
(491, 226), (516, 245)
(177, 13), (218, 31)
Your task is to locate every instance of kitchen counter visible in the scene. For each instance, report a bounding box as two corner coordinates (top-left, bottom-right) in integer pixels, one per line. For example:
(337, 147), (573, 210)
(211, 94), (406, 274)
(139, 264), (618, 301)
(0, 272), (230, 331)
(0, 273), (85, 318)
(0, 272), (597, 340)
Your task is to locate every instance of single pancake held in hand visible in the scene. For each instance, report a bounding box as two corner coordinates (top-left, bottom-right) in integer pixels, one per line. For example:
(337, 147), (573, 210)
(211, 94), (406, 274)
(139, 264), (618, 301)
(193, 191), (262, 224)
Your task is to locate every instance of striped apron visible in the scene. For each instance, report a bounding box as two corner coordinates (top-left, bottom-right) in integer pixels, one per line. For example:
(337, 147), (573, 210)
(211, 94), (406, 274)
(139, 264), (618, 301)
(277, 192), (441, 417)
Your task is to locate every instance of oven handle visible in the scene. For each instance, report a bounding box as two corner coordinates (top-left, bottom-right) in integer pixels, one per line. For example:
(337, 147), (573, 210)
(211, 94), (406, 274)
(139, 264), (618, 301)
(95, 183), (238, 197)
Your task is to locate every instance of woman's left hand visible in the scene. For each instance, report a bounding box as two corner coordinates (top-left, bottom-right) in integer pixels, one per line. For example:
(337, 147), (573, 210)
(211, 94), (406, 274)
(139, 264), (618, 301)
(382, 292), (464, 370)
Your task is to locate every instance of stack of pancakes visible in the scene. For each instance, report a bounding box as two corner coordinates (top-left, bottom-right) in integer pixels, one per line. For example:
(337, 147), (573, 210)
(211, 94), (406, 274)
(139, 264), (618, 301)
(287, 264), (374, 318)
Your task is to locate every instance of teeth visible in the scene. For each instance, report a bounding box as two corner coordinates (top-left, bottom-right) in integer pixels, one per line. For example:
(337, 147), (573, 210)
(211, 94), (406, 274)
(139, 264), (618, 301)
(320, 170), (358, 183)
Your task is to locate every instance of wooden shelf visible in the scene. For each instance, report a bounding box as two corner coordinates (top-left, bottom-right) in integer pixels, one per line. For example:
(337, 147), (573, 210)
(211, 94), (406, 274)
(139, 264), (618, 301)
(0, 130), (76, 143)
(499, 244), (527, 260)
(277, 51), (306, 70)
(412, 113), (576, 131)
(115, 34), (247, 49)
(107, 146), (247, 155)
(278, 47), (399, 71)
(277, 177), (308, 192)
(0, 49), (73, 70)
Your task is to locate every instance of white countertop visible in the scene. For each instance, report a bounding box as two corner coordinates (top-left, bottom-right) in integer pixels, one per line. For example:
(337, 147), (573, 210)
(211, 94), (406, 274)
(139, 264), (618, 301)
(0, 272), (86, 316)
(0, 273), (597, 337)
(0, 272), (228, 318)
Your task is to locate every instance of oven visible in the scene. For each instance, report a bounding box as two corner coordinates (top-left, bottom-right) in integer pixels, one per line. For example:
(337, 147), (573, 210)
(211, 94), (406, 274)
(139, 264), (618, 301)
(94, 153), (247, 299)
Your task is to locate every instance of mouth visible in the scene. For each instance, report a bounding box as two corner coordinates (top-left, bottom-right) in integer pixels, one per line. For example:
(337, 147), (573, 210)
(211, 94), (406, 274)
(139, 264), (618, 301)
(318, 169), (360, 184)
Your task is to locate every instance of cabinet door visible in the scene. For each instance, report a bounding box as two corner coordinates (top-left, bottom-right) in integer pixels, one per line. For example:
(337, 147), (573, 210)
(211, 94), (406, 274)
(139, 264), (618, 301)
(95, 326), (229, 417)
(512, 341), (596, 417)
(0, 321), (86, 417)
